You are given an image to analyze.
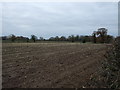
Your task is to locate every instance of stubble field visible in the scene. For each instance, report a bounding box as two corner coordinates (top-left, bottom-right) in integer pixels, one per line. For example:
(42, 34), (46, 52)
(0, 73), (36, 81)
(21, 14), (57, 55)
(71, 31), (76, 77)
(2, 43), (107, 88)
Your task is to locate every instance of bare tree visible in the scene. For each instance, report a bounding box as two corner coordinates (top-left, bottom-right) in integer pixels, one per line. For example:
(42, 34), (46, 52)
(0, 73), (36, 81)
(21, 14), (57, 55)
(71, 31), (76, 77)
(60, 36), (66, 41)
(68, 35), (75, 42)
(92, 31), (97, 43)
(39, 37), (44, 41)
(10, 34), (16, 42)
(31, 35), (37, 42)
(96, 28), (107, 43)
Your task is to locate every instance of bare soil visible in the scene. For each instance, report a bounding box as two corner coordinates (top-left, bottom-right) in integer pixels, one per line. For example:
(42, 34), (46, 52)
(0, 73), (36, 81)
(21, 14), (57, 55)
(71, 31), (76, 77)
(2, 43), (107, 88)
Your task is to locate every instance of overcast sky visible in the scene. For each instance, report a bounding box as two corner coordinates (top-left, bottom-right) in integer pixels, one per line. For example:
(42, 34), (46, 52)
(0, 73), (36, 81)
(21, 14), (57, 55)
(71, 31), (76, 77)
(2, 2), (118, 38)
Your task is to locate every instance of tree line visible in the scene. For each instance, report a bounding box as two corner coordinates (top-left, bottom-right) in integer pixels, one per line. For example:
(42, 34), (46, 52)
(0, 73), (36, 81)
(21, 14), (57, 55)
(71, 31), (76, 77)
(1, 28), (114, 43)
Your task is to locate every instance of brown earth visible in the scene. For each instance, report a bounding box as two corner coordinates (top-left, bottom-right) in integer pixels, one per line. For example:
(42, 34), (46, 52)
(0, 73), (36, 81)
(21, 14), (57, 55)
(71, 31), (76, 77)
(2, 43), (107, 88)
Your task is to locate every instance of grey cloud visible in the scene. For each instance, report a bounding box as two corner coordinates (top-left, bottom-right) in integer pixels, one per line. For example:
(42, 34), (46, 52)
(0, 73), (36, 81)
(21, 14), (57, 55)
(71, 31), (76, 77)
(2, 2), (118, 38)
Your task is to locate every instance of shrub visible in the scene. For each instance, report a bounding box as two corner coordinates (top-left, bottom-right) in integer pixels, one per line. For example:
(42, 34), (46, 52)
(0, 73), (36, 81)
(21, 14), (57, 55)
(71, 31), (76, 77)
(102, 36), (120, 89)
